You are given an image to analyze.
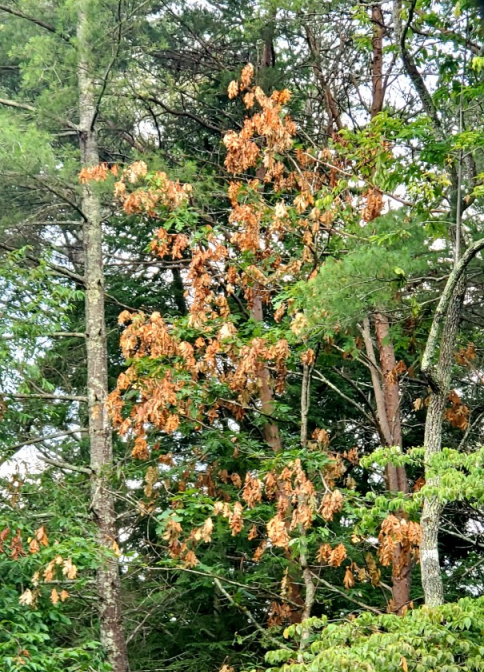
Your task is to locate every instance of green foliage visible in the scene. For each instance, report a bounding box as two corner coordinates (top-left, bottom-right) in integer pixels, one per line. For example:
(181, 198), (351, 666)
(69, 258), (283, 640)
(0, 476), (107, 671)
(297, 210), (436, 335)
(1, 0), (484, 670)
(265, 597), (484, 672)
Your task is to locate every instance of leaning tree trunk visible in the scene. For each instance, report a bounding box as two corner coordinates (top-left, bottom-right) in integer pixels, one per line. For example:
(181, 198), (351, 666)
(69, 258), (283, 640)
(392, 0), (469, 609)
(418, 235), (484, 605)
(420, 278), (465, 606)
(77, 3), (129, 670)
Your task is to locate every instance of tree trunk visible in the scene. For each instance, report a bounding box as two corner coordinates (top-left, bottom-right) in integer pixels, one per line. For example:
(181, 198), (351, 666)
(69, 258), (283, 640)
(172, 268), (188, 316)
(374, 313), (408, 495)
(253, 143), (282, 451)
(420, 278), (465, 606)
(251, 291), (282, 451)
(370, 4), (385, 118)
(373, 313), (411, 613)
(77, 3), (129, 670)
(362, 317), (411, 613)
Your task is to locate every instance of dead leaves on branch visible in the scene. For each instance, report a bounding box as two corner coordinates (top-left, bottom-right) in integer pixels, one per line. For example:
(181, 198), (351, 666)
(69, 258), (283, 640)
(0, 527), (25, 560)
(320, 489), (344, 521)
(5, 526), (80, 608)
(378, 515), (421, 576)
(154, 455), (353, 571)
(225, 64), (294, 174)
(317, 542), (347, 567)
(108, 306), (291, 458)
(97, 68), (428, 598)
(445, 390), (470, 431)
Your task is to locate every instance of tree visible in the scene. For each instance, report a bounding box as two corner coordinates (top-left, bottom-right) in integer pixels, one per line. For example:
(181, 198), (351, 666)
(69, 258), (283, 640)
(2, 0), (484, 670)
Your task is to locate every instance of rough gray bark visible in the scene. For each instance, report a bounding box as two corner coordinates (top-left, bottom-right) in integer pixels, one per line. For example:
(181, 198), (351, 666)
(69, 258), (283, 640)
(420, 278), (465, 606)
(393, 0), (484, 608)
(77, 3), (129, 669)
(298, 361), (316, 646)
(419, 201), (484, 608)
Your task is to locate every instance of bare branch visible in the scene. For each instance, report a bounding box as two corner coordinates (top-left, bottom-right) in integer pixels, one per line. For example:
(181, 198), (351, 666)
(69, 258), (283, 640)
(0, 97), (78, 131)
(313, 573), (384, 615)
(8, 393), (88, 402)
(138, 95), (222, 134)
(4, 429), (87, 453)
(0, 241), (85, 285)
(214, 578), (291, 650)
(37, 453), (92, 475)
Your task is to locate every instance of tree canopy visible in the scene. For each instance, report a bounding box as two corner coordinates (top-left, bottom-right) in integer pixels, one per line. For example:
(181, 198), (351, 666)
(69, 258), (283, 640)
(1, 1), (484, 671)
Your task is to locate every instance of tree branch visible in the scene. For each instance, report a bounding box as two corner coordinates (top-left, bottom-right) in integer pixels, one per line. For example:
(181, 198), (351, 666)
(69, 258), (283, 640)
(0, 241), (85, 285)
(313, 573), (383, 615)
(8, 393), (88, 402)
(0, 4), (71, 42)
(37, 451), (92, 475)
(214, 578), (291, 650)
(393, 0), (441, 133)
(138, 95), (222, 134)
(421, 236), (484, 377)
(4, 429), (87, 453)
(311, 368), (378, 432)
(0, 97), (78, 131)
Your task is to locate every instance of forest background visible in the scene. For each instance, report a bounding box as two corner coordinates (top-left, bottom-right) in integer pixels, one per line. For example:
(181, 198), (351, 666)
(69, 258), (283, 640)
(1, 0), (484, 671)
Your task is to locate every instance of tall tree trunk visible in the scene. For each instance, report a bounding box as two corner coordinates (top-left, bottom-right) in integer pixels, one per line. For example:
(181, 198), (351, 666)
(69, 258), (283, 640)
(303, 23), (343, 133)
(362, 317), (410, 613)
(251, 290), (282, 451)
(420, 278), (465, 606)
(418, 234), (484, 605)
(77, 4), (129, 670)
(172, 268), (188, 316)
(298, 361), (316, 639)
(253, 62), (282, 452)
(392, 0), (464, 609)
(373, 314), (411, 613)
(363, 19), (411, 610)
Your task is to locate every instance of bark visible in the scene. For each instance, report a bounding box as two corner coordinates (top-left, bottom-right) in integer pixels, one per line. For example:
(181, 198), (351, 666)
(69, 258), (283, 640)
(251, 290), (282, 451)
(363, 21), (411, 610)
(374, 313), (408, 495)
(172, 268), (188, 316)
(418, 218), (484, 607)
(297, 540), (316, 656)
(300, 362), (311, 448)
(373, 314), (411, 613)
(370, 4), (385, 118)
(393, 0), (441, 132)
(77, 4), (129, 670)
(392, 0), (484, 607)
(297, 361), (316, 635)
(303, 23), (343, 132)
(362, 317), (410, 613)
(361, 318), (393, 449)
(420, 277), (465, 606)
(252, 150), (281, 451)
(261, 16), (276, 69)
(421, 237), (484, 378)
